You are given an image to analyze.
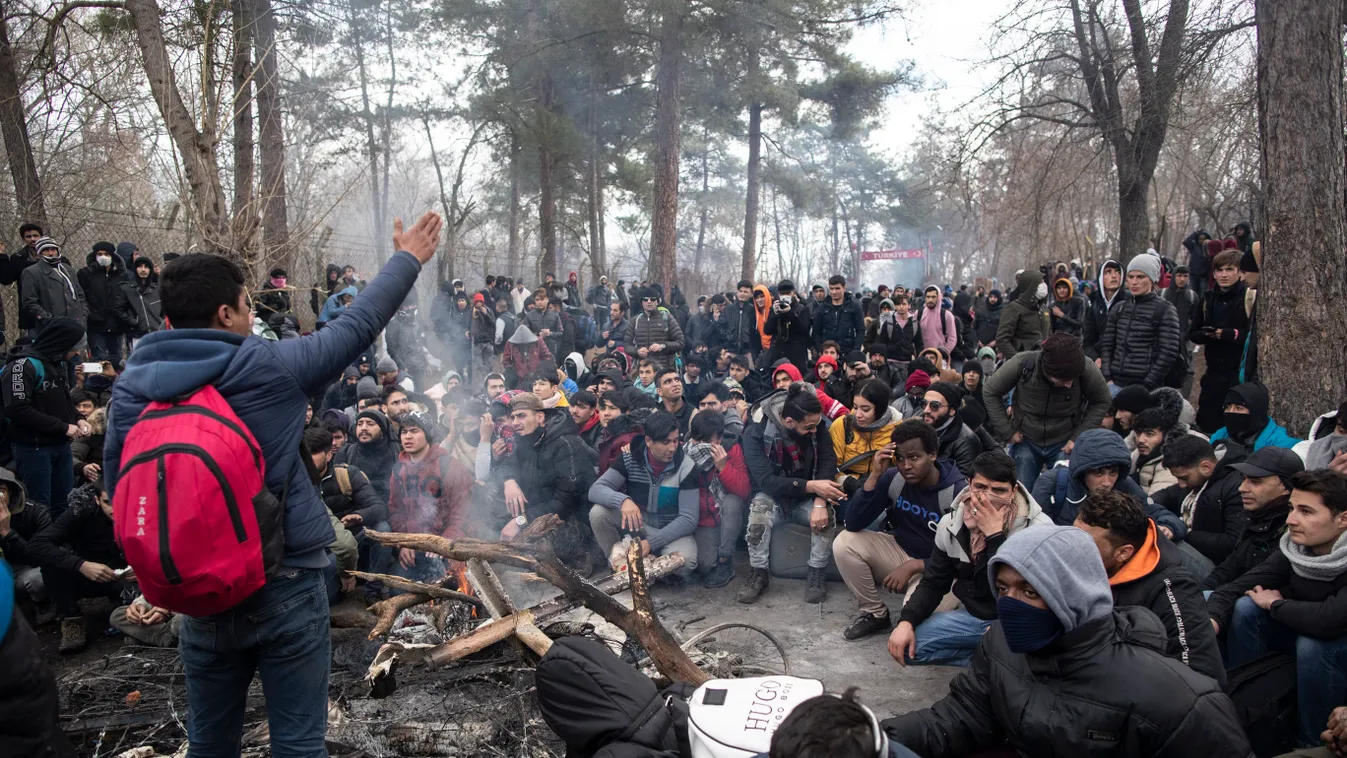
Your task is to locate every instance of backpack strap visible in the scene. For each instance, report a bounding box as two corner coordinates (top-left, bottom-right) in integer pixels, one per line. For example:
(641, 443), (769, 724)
(1018, 353), (1039, 386)
(334, 465), (352, 497)
(1244, 288), (1257, 319)
(24, 357), (44, 388)
(1054, 468), (1069, 515)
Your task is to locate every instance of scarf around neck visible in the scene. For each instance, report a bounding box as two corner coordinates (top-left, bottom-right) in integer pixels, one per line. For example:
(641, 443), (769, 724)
(1281, 530), (1347, 582)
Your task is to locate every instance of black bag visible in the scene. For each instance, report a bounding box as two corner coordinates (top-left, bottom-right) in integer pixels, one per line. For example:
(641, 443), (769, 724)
(536, 636), (690, 758)
(1226, 652), (1297, 758)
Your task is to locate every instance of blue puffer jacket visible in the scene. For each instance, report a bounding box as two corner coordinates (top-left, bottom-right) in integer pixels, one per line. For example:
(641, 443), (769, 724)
(105, 252), (423, 570)
(1030, 428), (1187, 539)
(319, 285), (360, 323)
(1210, 421), (1300, 452)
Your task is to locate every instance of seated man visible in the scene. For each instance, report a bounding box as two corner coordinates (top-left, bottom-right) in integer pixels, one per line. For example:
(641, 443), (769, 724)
(27, 481), (133, 653)
(498, 392), (595, 547)
(1031, 427), (1187, 539)
(1204, 446), (1303, 590)
(692, 381), (744, 448)
(588, 411), (700, 577)
(684, 412), (750, 589)
(1209, 469), (1347, 748)
(832, 421), (967, 643)
(1158, 434), (1249, 583)
(921, 382), (983, 478)
(110, 594), (181, 648)
(1129, 397), (1198, 495)
(569, 390), (602, 451)
(655, 367), (693, 435)
(0, 469), (51, 607)
(739, 384), (841, 605)
(387, 412), (472, 584)
(335, 409), (398, 505)
(883, 526), (1251, 757)
(1210, 381), (1301, 452)
(306, 427), (389, 573)
(886, 451), (1050, 667)
(1072, 489), (1226, 687)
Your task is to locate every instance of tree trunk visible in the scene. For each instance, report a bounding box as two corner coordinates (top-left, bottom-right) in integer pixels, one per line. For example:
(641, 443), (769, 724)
(379, 1), (396, 253)
(537, 74), (557, 281)
(253, 0), (290, 272)
(507, 136), (521, 279)
(1255, 0), (1347, 435)
(423, 115), (453, 283)
(1116, 162), (1151, 264)
(0, 6), (43, 226)
(693, 134), (709, 274)
(741, 100), (762, 281)
(230, 0), (256, 255)
(649, 0), (686, 293)
(351, 5), (382, 254)
(587, 85), (603, 281)
(125, 0), (228, 252)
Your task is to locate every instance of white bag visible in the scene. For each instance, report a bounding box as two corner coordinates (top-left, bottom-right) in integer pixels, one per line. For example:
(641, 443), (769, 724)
(685, 676), (825, 758)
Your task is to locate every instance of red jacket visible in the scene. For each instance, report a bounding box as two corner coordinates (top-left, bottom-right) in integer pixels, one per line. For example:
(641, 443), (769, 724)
(388, 445), (473, 540)
(696, 445), (752, 527)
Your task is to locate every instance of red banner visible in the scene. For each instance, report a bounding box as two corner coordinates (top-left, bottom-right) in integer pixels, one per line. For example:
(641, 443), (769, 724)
(859, 249), (925, 261)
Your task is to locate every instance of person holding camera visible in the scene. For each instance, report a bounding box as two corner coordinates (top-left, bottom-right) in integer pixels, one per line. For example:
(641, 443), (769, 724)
(763, 279), (812, 369)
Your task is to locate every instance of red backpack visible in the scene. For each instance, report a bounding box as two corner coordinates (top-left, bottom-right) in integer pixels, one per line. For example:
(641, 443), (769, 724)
(113, 385), (284, 616)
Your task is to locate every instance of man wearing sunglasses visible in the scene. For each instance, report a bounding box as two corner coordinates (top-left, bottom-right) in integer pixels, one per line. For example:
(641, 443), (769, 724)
(921, 382), (985, 478)
(624, 286), (684, 371)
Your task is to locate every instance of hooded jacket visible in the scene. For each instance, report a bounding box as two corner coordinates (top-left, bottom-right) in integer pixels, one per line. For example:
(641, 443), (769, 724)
(1030, 428), (1187, 539)
(1, 317), (83, 446)
(973, 291), (1003, 345)
(20, 253), (85, 329)
(1108, 518), (1227, 687)
(917, 295), (958, 355)
(898, 483), (1053, 626)
(866, 309), (918, 361)
(1153, 442), (1249, 564)
(334, 410), (399, 504)
(1183, 229), (1213, 277)
(812, 291), (865, 353)
(886, 527), (1251, 758)
(1209, 381), (1301, 451)
(590, 435), (700, 551)
(1100, 287), (1181, 389)
(126, 255), (162, 335)
(982, 348), (1111, 447)
(843, 459), (966, 561)
(108, 251), (427, 572)
(994, 270), (1046, 357)
(497, 407), (596, 522)
(1202, 494), (1291, 591)
(389, 445), (473, 540)
(1049, 278), (1086, 337)
(741, 389), (838, 504)
(0, 469), (52, 566)
(1082, 260), (1131, 361)
(722, 295), (760, 355)
(503, 325), (556, 381)
(319, 285), (359, 324)
(77, 250), (135, 333)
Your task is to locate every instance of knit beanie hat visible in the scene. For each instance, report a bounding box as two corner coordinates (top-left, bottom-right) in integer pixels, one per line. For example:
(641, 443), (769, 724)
(1039, 333), (1086, 380)
(904, 370), (931, 393)
(927, 381), (964, 410)
(400, 411), (444, 445)
(356, 376), (380, 400)
(1126, 253), (1161, 283)
(92, 241), (116, 255)
(376, 356), (398, 374)
(1112, 384), (1155, 414)
(34, 237), (59, 256)
(844, 350), (866, 366)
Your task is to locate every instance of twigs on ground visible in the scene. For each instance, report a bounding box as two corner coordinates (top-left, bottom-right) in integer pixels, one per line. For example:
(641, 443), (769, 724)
(348, 570), (485, 611)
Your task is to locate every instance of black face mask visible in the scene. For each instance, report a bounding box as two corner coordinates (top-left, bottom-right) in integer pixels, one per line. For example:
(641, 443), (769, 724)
(461, 429), (481, 447)
(1224, 412), (1256, 440)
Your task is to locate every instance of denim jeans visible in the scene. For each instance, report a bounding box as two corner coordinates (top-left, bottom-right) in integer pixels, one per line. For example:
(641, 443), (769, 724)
(1228, 595), (1347, 747)
(178, 568), (331, 758)
(1009, 439), (1066, 492)
(355, 520), (390, 573)
(1177, 540), (1216, 585)
(910, 608), (994, 667)
(87, 330), (124, 368)
(11, 442), (73, 516)
(745, 493), (835, 571)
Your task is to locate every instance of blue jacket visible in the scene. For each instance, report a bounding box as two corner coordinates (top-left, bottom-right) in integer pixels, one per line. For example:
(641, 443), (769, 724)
(318, 285), (359, 323)
(1210, 420), (1300, 453)
(106, 251), (423, 570)
(1030, 428), (1187, 539)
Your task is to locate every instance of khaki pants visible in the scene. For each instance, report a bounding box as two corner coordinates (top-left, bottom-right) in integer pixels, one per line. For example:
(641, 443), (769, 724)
(833, 529), (961, 617)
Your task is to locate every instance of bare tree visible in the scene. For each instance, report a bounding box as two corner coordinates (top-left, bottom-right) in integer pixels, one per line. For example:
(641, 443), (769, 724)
(1255, 0), (1346, 434)
(649, 0), (686, 292)
(253, 0), (290, 271)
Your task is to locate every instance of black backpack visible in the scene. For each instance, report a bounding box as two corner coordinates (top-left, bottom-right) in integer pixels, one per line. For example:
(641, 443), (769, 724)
(1149, 301), (1188, 389)
(1226, 653), (1297, 758)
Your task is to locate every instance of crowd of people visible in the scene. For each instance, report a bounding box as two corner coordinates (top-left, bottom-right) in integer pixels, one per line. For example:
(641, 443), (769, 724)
(0, 213), (1344, 758)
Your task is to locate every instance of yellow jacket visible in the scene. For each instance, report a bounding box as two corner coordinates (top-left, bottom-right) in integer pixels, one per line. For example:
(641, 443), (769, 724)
(829, 407), (900, 483)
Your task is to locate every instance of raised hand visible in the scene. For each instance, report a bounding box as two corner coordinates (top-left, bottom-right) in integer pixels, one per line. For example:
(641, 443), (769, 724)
(392, 212), (444, 265)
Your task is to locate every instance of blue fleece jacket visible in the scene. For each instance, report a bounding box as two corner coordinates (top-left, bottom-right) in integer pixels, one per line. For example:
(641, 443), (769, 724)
(1210, 421), (1301, 453)
(106, 252), (423, 570)
(843, 459), (967, 560)
(1030, 428), (1187, 539)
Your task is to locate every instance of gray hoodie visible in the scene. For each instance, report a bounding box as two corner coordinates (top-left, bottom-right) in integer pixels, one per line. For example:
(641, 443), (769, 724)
(989, 525), (1113, 633)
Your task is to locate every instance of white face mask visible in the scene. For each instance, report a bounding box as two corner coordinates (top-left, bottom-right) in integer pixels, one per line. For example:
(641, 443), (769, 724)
(96, 254), (112, 267)
(1035, 282), (1048, 300)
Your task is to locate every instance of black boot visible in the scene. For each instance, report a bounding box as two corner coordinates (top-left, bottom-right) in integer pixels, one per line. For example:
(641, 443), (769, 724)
(736, 568), (770, 604)
(704, 557), (735, 589)
(804, 567), (827, 604)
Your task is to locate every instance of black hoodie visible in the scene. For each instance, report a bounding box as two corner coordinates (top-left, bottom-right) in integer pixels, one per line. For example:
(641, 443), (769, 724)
(76, 250), (135, 333)
(126, 255), (162, 335)
(333, 409), (398, 503)
(1, 317), (83, 445)
(497, 408), (596, 522)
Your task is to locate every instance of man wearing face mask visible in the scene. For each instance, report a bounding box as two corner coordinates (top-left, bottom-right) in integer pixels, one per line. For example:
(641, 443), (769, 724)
(77, 242), (135, 368)
(20, 237), (85, 333)
(1210, 381), (1301, 452)
(256, 267), (293, 319)
(993, 269), (1046, 359)
(882, 526), (1251, 758)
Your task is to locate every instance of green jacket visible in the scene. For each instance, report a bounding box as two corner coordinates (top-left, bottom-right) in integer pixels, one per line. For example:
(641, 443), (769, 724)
(995, 270), (1046, 357)
(982, 350), (1111, 446)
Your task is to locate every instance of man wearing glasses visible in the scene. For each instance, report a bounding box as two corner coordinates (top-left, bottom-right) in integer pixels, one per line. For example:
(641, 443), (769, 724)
(920, 382), (985, 478)
(624, 286), (684, 370)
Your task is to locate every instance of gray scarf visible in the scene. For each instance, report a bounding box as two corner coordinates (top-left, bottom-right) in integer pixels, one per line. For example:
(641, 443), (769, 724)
(1280, 530), (1347, 582)
(686, 442), (727, 515)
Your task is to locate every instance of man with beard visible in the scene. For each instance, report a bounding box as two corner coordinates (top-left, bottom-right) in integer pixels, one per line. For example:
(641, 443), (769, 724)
(382, 385), (411, 432)
(867, 345), (903, 391)
(335, 409), (398, 504)
(387, 412), (472, 584)
(922, 382), (984, 478)
(656, 367), (692, 436)
(973, 290), (1002, 349)
(497, 393), (595, 553)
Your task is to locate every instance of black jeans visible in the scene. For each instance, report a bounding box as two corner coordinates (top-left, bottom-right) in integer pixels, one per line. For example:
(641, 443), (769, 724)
(44, 565), (132, 617)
